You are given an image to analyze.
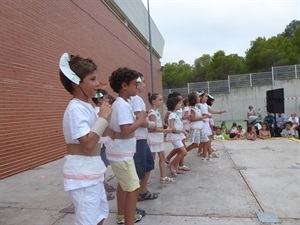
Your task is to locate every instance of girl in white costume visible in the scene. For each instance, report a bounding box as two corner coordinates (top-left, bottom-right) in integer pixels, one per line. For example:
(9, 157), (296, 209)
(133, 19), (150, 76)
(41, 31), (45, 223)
(186, 92), (207, 154)
(147, 93), (175, 183)
(198, 92), (226, 161)
(165, 97), (188, 176)
(59, 53), (112, 225)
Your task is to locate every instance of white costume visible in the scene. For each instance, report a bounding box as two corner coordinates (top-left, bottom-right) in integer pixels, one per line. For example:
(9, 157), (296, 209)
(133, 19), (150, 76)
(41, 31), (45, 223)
(165, 112), (185, 142)
(189, 105), (204, 144)
(147, 109), (164, 152)
(63, 98), (108, 225)
(199, 102), (212, 136)
(182, 106), (191, 131)
(106, 97), (137, 162)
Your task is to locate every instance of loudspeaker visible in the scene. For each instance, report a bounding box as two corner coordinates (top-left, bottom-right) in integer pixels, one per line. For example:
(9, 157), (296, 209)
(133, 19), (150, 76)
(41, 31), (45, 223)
(266, 88), (284, 113)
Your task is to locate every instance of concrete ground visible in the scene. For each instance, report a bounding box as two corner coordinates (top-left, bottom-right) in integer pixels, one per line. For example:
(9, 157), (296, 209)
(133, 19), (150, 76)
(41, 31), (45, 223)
(1, 138), (299, 225)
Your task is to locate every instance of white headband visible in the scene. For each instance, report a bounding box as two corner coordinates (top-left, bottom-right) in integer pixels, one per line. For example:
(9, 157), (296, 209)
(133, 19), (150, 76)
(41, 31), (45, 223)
(136, 76), (142, 83)
(59, 53), (80, 85)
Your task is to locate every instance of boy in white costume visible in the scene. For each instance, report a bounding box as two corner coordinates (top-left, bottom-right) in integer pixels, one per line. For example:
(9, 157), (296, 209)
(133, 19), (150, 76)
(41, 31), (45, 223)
(107, 68), (148, 225)
(59, 53), (112, 225)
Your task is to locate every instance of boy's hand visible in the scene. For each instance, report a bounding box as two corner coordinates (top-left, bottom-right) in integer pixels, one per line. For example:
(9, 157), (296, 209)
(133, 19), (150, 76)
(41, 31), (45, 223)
(98, 102), (112, 120)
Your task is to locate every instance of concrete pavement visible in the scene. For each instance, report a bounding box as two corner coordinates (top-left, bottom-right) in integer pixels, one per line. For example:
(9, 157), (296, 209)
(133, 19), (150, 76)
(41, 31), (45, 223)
(1, 138), (299, 225)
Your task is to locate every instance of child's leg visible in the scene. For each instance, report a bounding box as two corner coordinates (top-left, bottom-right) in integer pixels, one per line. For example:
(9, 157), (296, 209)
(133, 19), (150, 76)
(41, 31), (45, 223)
(165, 148), (177, 163)
(171, 147), (187, 171)
(186, 143), (198, 152)
(197, 142), (203, 155)
(116, 183), (126, 215)
(158, 151), (166, 178)
(124, 189), (139, 225)
(202, 141), (209, 159)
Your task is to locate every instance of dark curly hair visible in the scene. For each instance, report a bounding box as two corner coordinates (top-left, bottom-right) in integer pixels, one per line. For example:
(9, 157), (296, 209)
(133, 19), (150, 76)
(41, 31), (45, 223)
(166, 97), (181, 111)
(109, 67), (139, 93)
(59, 54), (97, 95)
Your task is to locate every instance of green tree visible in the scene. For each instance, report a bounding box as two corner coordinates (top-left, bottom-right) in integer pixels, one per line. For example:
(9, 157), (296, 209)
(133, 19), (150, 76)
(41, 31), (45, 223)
(162, 60), (193, 88)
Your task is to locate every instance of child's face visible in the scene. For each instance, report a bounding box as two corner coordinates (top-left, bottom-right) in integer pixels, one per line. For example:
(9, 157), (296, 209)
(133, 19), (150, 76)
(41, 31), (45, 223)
(127, 79), (138, 96)
(81, 72), (100, 98)
(154, 95), (163, 107)
(216, 129), (221, 135)
(262, 124), (267, 130)
(175, 101), (182, 111)
(251, 126), (256, 132)
(196, 94), (201, 103)
(285, 124), (292, 130)
(201, 94), (208, 103)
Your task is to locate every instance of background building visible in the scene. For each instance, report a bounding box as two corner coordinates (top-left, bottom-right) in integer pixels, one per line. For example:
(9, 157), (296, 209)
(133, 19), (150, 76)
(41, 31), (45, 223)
(0, 0), (164, 178)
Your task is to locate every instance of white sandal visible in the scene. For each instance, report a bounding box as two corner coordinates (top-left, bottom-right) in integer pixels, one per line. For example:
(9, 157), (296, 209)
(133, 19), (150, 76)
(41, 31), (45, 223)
(160, 176), (176, 184)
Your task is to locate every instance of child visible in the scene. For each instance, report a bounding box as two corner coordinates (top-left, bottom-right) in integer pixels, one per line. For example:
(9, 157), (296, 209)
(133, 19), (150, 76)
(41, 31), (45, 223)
(246, 125), (257, 141)
(214, 127), (225, 140)
(258, 122), (271, 139)
(281, 121), (295, 138)
(165, 97), (188, 176)
(92, 89), (116, 201)
(59, 53), (112, 225)
(229, 122), (238, 138)
(234, 125), (245, 140)
(106, 67), (148, 225)
(220, 121), (228, 133)
(130, 73), (159, 201)
(198, 92), (225, 161)
(182, 98), (191, 132)
(147, 93), (175, 183)
(165, 92), (190, 171)
(186, 92), (207, 155)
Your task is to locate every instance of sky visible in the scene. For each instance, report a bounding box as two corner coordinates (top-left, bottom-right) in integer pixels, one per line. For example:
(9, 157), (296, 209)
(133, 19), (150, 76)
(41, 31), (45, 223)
(142, 0), (300, 65)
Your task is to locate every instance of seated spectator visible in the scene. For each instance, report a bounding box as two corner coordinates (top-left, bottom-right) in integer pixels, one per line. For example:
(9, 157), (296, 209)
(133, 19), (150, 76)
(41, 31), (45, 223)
(247, 105), (257, 124)
(229, 122), (238, 138)
(246, 125), (257, 141)
(288, 113), (299, 131)
(276, 113), (286, 136)
(281, 121), (295, 138)
(220, 121), (228, 133)
(258, 122), (271, 139)
(214, 127), (225, 140)
(235, 125), (245, 139)
(264, 112), (276, 136)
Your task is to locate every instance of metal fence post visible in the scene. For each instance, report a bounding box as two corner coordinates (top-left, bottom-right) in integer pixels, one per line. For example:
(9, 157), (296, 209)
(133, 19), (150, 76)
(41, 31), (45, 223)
(271, 67), (275, 86)
(295, 65), (298, 79)
(250, 73), (252, 87)
(228, 76), (230, 93)
(207, 81), (210, 94)
(187, 83), (190, 94)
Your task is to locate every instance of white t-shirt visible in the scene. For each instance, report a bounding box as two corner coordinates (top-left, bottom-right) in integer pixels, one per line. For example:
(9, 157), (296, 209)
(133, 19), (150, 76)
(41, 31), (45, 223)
(199, 102), (209, 123)
(62, 98), (106, 191)
(106, 97), (136, 162)
(63, 98), (98, 144)
(131, 95), (148, 139)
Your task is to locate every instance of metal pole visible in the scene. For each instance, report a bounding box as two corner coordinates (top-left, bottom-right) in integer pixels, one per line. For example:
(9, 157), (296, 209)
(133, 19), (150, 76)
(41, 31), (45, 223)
(147, 0), (155, 93)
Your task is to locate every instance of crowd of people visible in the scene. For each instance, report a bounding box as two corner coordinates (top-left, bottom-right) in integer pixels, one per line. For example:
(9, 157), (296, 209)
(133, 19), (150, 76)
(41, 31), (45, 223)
(59, 53), (299, 225)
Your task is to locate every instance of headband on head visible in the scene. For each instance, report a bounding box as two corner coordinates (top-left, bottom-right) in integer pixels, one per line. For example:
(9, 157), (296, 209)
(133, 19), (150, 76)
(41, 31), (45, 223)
(197, 91), (204, 96)
(59, 53), (80, 85)
(208, 94), (214, 99)
(136, 76), (142, 83)
(94, 92), (103, 99)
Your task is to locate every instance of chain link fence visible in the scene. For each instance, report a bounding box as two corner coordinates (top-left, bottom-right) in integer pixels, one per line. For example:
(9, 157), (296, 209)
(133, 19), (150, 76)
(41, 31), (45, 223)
(163, 64), (300, 100)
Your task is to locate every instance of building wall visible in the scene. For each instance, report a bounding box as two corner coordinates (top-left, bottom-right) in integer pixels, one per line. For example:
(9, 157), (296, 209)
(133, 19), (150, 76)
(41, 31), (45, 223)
(0, 0), (163, 178)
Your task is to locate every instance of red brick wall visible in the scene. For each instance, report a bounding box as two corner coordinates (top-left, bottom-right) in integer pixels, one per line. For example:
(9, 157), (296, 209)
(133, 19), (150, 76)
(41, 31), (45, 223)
(0, 0), (163, 179)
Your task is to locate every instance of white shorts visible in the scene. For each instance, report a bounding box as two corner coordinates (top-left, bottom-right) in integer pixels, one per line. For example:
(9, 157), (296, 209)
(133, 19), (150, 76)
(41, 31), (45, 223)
(148, 142), (164, 152)
(70, 182), (108, 225)
(171, 140), (184, 149)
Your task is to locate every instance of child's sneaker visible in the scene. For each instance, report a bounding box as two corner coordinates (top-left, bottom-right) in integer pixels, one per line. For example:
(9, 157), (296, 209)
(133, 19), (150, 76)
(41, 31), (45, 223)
(116, 213), (143, 224)
(201, 157), (207, 162)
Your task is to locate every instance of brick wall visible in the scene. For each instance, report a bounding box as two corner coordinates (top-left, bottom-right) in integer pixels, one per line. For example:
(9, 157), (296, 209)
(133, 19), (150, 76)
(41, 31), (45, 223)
(0, 0), (163, 179)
